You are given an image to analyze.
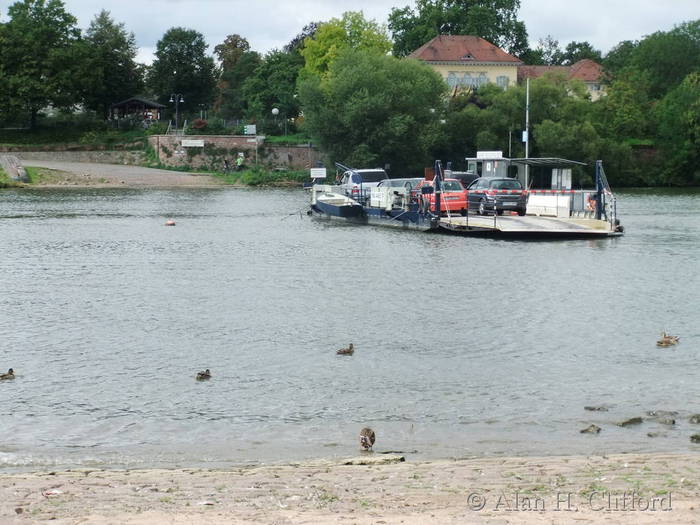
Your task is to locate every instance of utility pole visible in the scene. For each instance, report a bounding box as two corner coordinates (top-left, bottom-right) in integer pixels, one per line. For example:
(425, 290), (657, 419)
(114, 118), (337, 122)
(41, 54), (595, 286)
(524, 78), (530, 188)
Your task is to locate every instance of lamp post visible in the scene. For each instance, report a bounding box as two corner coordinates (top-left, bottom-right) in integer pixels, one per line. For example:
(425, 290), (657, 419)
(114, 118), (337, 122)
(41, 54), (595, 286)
(271, 107), (288, 136)
(169, 93), (184, 131)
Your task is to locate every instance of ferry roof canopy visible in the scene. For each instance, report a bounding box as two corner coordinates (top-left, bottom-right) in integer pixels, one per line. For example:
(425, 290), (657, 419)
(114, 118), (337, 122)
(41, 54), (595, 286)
(510, 158), (586, 167)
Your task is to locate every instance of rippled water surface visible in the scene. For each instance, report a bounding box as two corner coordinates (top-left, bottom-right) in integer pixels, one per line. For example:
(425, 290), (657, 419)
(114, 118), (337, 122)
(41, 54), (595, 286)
(0, 187), (698, 470)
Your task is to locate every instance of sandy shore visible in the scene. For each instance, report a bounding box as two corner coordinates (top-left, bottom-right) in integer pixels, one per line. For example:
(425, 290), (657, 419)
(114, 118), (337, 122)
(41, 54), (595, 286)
(20, 161), (224, 188)
(1, 453), (697, 524)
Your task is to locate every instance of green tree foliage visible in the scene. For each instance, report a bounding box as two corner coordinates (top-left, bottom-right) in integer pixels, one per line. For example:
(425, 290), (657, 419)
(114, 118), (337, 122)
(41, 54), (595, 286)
(1, 0), (84, 128)
(602, 40), (638, 76)
(298, 50), (446, 173)
(242, 49), (304, 132)
(83, 10), (143, 119)
(628, 21), (700, 100)
(530, 35), (564, 65)
(654, 72), (700, 184)
(595, 69), (651, 138)
(300, 11), (391, 78)
(388, 0), (528, 58)
(214, 33), (250, 72)
(561, 41), (602, 65)
(147, 27), (217, 114)
(213, 34), (260, 119)
(284, 22), (320, 53)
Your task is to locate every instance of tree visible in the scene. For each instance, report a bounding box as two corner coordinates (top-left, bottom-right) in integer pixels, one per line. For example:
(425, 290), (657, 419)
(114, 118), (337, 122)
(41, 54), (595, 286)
(241, 49), (303, 131)
(654, 72), (700, 184)
(531, 35), (563, 65)
(602, 40), (638, 76)
(214, 34), (250, 72)
(212, 34), (260, 119)
(595, 69), (651, 138)
(298, 49), (446, 173)
(83, 10), (143, 119)
(629, 21), (700, 100)
(388, 0), (529, 58)
(2, 0), (84, 128)
(147, 27), (217, 116)
(284, 22), (320, 53)
(300, 11), (391, 78)
(215, 50), (261, 119)
(561, 41), (602, 65)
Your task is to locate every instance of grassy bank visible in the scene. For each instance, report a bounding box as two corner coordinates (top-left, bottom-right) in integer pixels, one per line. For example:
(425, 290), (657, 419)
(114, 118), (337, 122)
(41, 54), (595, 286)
(212, 166), (309, 186)
(0, 167), (16, 188)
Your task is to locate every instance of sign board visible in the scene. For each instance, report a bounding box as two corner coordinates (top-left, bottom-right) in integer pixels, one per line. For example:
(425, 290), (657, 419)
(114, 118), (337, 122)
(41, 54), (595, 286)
(181, 139), (204, 147)
(246, 139), (257, 143)
(522, 131), (528, 142)
(256, 135), (266, 144)
(244, 124), (257, 135)
(310, 168), (327, 179)
(476, 151), (503, 159)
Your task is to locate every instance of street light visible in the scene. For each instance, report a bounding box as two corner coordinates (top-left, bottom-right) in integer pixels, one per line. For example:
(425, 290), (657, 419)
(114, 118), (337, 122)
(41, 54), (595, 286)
(271, 107), (287, 136)
(169, 93), (184, 131)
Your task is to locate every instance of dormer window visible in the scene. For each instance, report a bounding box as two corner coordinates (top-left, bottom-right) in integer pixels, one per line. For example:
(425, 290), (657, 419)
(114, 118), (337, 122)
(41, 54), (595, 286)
(460, 53), (474, 60)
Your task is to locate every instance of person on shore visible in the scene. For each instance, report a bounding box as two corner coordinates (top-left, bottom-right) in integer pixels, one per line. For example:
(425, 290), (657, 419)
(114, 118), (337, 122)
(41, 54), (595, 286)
(236, 153), (244, 171)
(223, 159), (230, 173)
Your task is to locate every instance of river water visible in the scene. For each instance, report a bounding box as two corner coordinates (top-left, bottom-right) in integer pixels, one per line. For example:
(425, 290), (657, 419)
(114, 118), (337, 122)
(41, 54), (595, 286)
(0, 187), (698, 471)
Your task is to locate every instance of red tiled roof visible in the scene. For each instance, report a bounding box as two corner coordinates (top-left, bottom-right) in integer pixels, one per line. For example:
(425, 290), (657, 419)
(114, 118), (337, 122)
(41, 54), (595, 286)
(518, 59), (603, 83)
(569, 59), (603, 82)
(408, 35), (522, 64)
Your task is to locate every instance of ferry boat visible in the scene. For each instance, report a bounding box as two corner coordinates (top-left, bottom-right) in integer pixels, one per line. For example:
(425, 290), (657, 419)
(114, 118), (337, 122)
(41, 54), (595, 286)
(308, 157), (623, 238)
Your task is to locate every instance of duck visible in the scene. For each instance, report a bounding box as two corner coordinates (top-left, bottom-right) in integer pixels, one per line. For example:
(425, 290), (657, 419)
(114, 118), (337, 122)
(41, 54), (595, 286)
(196, 369), (211, 381)
(359, 427), (375, 451)
(0, 368), (15, 380)
(657, 332), (680, 347)
(336, 343), (354, 356)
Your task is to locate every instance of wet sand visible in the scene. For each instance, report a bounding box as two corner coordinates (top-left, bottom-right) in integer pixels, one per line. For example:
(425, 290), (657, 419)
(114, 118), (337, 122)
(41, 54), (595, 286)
(1, 453), (697, 524)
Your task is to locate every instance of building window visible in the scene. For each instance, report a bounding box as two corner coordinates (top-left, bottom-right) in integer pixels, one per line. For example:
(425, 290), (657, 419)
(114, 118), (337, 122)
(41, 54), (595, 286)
(477, 73), (488, 87)
(461, 73), (473, 87)
(496, 75), (509, 88)
(447, 72), (458, 88)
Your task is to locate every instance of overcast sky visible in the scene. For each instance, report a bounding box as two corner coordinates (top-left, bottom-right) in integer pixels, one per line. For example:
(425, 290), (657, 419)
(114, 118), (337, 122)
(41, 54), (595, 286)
(6, 0), (697, 63)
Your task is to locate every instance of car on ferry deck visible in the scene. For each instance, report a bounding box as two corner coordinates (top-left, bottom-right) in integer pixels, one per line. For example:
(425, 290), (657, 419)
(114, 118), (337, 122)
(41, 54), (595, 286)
(338, 168), (387, 199)
(413, 178), (468, 216)
(466, 177), (528, 216)
(376, 178), (423, 191)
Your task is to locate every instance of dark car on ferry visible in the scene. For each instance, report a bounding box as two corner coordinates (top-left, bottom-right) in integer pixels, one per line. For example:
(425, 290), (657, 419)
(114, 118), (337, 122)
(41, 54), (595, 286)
(466, 177), (528, 216)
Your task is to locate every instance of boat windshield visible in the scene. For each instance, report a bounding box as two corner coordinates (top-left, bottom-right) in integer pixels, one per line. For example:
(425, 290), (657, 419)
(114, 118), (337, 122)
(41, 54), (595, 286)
(490, 179), (522, 190)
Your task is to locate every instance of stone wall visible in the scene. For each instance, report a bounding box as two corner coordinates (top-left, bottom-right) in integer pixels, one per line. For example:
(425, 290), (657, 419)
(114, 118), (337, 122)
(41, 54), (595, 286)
(14, 150), (147, 165)
(148, 135), (322, 171)
(0, 155), (28, 182)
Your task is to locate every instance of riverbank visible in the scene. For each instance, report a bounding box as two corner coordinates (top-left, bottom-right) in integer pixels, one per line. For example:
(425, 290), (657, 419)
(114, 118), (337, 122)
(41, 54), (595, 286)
(5, 160), (308, 188)
(0, 453), (695, 524)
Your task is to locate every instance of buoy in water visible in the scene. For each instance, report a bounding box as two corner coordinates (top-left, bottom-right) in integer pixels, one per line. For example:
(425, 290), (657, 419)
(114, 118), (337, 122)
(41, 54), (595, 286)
(165, 219), (176, 226)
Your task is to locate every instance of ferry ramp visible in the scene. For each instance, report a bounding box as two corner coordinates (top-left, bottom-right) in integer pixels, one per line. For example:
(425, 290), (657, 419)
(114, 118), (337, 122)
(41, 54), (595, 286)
(439, 214), (621, 237)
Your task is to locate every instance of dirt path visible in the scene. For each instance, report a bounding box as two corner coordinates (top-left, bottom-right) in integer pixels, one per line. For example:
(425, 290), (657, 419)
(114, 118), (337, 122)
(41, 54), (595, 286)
(0, 453), (696, 524)
(21, 160), (224, 188)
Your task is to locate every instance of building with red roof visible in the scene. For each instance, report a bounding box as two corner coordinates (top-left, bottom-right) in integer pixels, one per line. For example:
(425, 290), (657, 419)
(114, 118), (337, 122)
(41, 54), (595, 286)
(517, 59), (605, 99)
(408, 35), (522, 91)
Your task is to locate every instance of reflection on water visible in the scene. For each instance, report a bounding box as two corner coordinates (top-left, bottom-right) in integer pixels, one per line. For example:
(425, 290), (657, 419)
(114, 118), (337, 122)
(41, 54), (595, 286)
(0, 187), (699, 470)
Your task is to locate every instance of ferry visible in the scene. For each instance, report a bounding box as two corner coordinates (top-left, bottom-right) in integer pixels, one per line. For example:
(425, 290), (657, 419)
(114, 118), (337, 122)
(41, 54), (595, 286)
(308, 155), (624, 238)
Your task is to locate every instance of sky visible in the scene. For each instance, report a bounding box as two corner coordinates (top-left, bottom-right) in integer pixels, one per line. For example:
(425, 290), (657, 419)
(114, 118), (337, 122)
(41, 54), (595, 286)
(3, 0), (697, 64)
